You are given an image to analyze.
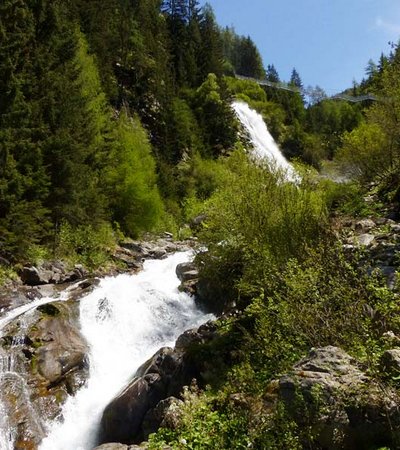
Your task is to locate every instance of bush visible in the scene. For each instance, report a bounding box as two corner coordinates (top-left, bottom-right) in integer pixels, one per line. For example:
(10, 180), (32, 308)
(197, 150), (327, 307)
(336, 123), (389, 182)
(55, 221), (117, 269)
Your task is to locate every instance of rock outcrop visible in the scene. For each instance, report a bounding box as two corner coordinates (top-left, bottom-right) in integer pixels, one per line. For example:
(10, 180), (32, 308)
(98, 321), (219, 445)
(341, 215), (400, 289)
(20, 263), (86, 286)
(0, 300), (90, 446)
(276, 346), (400, 450)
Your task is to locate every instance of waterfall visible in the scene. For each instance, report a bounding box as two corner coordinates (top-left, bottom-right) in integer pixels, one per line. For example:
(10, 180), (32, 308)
(232, 101), (299, 182)
(37, 251), (213, 450)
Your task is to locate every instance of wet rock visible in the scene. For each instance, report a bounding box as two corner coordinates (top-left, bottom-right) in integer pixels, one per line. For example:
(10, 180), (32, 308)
(99, 323), (219, 445)
(100, 374), (165, 444)
(0, 372), (45, 449)
(33, 313), (89, 386)
(277, 346), (400, 450)
(0, 300), (91, 434)
(150, 247), (167, 259)
(113, 247), (143, 271)
(176, 262), (198, 282)
(119, 241), (143, 253)
(93, 444), (130, 450)
(62, 265), (86, 283)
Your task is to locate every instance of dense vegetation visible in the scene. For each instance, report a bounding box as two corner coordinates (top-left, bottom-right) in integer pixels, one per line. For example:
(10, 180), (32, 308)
(3, 0), (400, 448)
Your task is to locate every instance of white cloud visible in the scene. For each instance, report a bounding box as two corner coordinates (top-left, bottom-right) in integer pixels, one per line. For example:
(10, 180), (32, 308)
(375, 16), (400, 35)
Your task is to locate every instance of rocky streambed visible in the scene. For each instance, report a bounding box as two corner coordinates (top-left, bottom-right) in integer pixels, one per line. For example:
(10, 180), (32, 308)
(0, 237), (212, 450)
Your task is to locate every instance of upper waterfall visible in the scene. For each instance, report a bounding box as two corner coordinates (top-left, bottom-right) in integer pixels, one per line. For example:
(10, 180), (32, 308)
(232, 101), (299, 182)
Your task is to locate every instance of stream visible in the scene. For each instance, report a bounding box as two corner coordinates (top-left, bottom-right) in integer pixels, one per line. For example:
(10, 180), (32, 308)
(0, 251), (213, 450)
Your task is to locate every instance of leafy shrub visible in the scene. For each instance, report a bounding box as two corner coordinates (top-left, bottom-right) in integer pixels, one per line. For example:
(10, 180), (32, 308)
(0, 266), (18, 286)
(336, 122), (389, 182)
(197, 150), (327, 308)
(55, 221), (117, 269)
(320, 179), (376, 216)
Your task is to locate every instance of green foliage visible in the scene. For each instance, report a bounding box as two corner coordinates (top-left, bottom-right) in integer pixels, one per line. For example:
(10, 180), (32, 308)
(336, 122), (389, 181)
(104, 111), (163, 237)
(0, 266), (18, 287)
(198, 150), (327, 308)
(55, 221), (117, 269)
(194, 74), (238, 157)
(306, 100), (363, 159)
(221, 27), (265, 79)
(323, 182), (368, 215)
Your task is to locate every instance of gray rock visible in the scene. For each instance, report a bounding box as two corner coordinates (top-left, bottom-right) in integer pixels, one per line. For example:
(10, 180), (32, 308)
(355, 233), (375, 247)
(100, 374), (165, 444)
(355, 219), (376, 231)
(150, 247), (167, 259)
(277, 346), (400, 450)
(190, 214), (207, 229)
(119, 241), (143, 253)
(62, 265), (86, 283)
(142, 397), (184, 439)
(390, 223), (400, 233)
(99, 323), (219, 445)
(0, 373), (45, 448)
(113, 249), (143, 271)
(380, 349), (400, 377)
(31, 309), (89, 387)
(176, 262), (198, 282)
(20, 266), (53, 286)
(93, 444), (130, 450)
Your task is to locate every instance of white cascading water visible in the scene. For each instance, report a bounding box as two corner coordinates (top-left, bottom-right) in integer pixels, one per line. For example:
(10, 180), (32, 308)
(232, 101), (299, 182)
(38, 251), (213, 450)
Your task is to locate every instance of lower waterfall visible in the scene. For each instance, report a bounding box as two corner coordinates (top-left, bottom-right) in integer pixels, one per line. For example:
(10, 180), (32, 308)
(0, 251), (212, 450)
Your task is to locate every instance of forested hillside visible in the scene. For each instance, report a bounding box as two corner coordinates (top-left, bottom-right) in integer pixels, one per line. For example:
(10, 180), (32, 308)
(0, 0), (383, 267)
(0, 0), (267, 263)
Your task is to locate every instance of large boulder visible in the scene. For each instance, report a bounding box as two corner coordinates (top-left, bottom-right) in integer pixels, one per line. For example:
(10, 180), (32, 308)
(100, 374), (165, 444)
(276, 346), (400, 450)
(380, 349), (400, 378)
(142, 396), (184, 439)
(20, 266), (53, 286)
(20, 262), (86, 286)
(0, 299), (90, 438)
(176, 262), (198, 283)
(33, 312), (89, 387)
(99, 322), (219, 445)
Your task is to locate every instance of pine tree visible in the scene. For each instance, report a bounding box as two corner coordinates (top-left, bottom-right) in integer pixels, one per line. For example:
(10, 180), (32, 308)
(290, 68), (303, 89)
(266, 64), (280, 82)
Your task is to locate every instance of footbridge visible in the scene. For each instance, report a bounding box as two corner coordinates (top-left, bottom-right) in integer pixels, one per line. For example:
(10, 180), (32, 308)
(234, 74), (379, 103)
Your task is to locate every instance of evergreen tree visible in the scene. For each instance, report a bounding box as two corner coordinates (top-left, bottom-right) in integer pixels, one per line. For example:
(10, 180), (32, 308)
(266, 64), (280, 82)
(236, 36), (265, 79)
(290, 68), (303, 89)
(197, 3), (224, 81)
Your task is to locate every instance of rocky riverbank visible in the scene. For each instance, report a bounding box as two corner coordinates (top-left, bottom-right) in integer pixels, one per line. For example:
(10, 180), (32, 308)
(0, 236), (198, 450)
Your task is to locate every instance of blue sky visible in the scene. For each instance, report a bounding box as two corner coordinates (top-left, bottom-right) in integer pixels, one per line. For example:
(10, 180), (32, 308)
(201, 0), (400, 94)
